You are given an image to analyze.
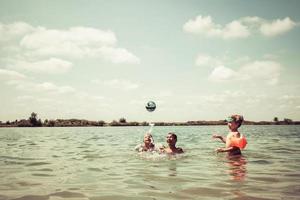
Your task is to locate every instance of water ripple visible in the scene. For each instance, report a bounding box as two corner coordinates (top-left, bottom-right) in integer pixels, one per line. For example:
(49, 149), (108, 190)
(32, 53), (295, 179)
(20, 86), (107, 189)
(0, 126), (299, 200)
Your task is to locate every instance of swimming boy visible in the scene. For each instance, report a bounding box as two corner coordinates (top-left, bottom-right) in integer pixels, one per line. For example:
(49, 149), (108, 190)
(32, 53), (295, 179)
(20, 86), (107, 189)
(213, 115), (247, 156)
(159, 133), (184, 154)
(135, 133), (156, 152)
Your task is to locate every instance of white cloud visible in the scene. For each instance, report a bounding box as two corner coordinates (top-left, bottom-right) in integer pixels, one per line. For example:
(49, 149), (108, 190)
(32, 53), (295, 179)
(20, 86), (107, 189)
(195, 54), (252, 71)
(0, 69), (26, 80)
(222, 20), (250, 39)
(92, 79), (139, 90)
(95, 47), (140, 64)
(241, 16), (262, 24)
(183, 15), (217, 35)
(0, 22), (34, 42)
(195, 53), (226, 67)
(280, 95), (300, 100)
(18, 25), (140, 64)
(9, 58), (73, 74)
(260, 17), (297, 36)
(209, 65), (239, 81)
(16, 95), (34, 101)
(187, 91), (268, 109)
(239, 61), (281, 85)
(195, 54), (214, 66)
(1, 21), (140, 65)
(183, 15), (250, 39)
(20, 26), (116, 49)
(35, 82), (75, 93)
(7, 79), (75, 94)
(208, 60), (282, 85)
(187, 91), (246, 107)
(20, 27), (117, 58)
(183, 15), (297, 39)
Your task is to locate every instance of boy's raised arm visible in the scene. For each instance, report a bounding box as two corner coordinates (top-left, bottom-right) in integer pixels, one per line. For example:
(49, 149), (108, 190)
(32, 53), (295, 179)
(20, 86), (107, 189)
(212, 134), (226, 143)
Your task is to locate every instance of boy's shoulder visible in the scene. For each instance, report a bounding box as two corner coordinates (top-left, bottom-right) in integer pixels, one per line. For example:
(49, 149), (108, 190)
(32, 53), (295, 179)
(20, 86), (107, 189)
(227, 131), (239, 137)
(227, 131), (234, 136)
(134, 143), (143, 151)
(229, 131), (241, 137)
(177, 147), (184, 153)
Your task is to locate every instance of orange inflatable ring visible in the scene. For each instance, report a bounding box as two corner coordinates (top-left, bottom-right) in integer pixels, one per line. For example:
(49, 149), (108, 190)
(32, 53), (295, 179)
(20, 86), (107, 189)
(230, 136), (247, 149)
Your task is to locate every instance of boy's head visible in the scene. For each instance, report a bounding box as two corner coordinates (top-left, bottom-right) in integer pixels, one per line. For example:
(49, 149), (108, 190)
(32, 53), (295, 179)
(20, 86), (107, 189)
(144, 133), (153, 144)
(226, 115), (244, 130)
(166, 132), (177, 145)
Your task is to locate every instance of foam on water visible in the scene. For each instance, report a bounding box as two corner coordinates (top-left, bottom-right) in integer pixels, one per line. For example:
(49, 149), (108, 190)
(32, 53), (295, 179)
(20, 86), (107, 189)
(137, 151), (187, 161)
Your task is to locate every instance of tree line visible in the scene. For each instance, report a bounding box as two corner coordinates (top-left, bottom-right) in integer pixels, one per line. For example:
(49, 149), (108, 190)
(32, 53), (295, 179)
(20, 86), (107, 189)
(0, 113), (299, 127)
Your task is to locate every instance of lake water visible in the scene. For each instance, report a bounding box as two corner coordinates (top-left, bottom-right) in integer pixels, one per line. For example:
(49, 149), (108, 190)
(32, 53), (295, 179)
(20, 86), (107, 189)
(0, 125), (300, 200)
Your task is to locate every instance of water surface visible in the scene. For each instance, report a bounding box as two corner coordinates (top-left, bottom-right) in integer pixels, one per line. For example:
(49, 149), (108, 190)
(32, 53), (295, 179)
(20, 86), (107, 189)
(0, 125), (300, 200)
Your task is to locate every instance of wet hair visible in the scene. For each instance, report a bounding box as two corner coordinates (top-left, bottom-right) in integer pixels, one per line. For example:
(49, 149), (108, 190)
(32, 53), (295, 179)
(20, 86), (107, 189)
(144, 133), (153, 137)
(168, 132), (177, 140)
(230, 115), (244, 128)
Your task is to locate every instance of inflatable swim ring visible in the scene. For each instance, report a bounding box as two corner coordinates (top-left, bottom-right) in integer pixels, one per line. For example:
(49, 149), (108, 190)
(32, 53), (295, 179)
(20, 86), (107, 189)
(230, 136), (247, 149)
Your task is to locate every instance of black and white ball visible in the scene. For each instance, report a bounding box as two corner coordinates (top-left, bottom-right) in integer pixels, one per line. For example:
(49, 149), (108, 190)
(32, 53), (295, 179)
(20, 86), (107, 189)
(145, 101), (156, 112)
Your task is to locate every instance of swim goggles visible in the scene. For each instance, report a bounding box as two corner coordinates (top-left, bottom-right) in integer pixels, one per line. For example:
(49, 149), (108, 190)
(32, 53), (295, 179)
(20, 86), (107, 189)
(225, 116), (235, 122)
(225, 115), (244, 123)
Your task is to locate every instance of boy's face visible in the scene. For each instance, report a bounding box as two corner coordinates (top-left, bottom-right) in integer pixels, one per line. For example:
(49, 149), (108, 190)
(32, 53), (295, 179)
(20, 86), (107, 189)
(166, 134), (176, 145)
(144, 134), (152, 144)
(228, 121), (239, 130)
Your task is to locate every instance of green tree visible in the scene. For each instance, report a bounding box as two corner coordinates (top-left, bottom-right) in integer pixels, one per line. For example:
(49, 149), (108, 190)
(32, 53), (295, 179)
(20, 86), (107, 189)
(29, 112), (42, 126)
(29, 112), (37, 126)
(98, 120), (105, 126)
(119, 118), (126, 123)
(141, 121), (149, 126)
(37, 119), (42, 126)
(283, 118), (293, 124)
(48, 120), (55, 127)
(273, 117), (278, 122)
(110, 120), (119, 126)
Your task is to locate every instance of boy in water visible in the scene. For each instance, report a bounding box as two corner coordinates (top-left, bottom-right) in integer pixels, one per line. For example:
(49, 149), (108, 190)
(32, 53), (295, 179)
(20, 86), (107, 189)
(160, 133), (184, 154)
(135, 133), (156, 152)
(213, 115), (247, 156)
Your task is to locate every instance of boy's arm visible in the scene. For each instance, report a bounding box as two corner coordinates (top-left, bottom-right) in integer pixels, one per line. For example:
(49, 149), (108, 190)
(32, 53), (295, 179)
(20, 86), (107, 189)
(216, 147), (234, 152)
(212, 134), (226, 143)
(135, 144), (142, 151)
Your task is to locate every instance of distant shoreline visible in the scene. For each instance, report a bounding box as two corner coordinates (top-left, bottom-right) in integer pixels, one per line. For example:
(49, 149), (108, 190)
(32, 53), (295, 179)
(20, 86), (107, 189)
(1, 118), (299, 127)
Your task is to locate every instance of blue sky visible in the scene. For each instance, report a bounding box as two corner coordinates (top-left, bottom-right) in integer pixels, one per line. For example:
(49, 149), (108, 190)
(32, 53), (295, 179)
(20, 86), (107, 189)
(0, 0), (300, 122)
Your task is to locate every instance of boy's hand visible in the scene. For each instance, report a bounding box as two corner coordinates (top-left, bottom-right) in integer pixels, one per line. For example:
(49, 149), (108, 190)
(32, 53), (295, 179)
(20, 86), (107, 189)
(215, 147), (224, 153)
(212, 134), (220, 139)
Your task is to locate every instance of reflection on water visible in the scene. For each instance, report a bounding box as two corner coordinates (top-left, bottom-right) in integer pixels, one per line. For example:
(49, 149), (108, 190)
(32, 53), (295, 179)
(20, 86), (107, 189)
(227, 155), (247, 181)
(168, 161), (177, 177)
(226, 156), (248, 200)
(0, 126), (300, 200)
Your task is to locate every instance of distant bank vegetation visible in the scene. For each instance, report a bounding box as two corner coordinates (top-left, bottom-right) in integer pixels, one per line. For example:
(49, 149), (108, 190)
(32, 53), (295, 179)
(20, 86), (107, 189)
(0, 112), (299, 127)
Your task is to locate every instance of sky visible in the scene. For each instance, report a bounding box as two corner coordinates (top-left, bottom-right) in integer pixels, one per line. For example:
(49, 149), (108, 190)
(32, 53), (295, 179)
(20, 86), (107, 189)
(0, 0), (300, 122)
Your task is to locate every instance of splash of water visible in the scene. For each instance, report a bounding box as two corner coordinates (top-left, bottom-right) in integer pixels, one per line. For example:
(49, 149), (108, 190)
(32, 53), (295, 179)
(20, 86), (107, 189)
(137, 151), (186, 161)
(148, 123), (155, 134)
